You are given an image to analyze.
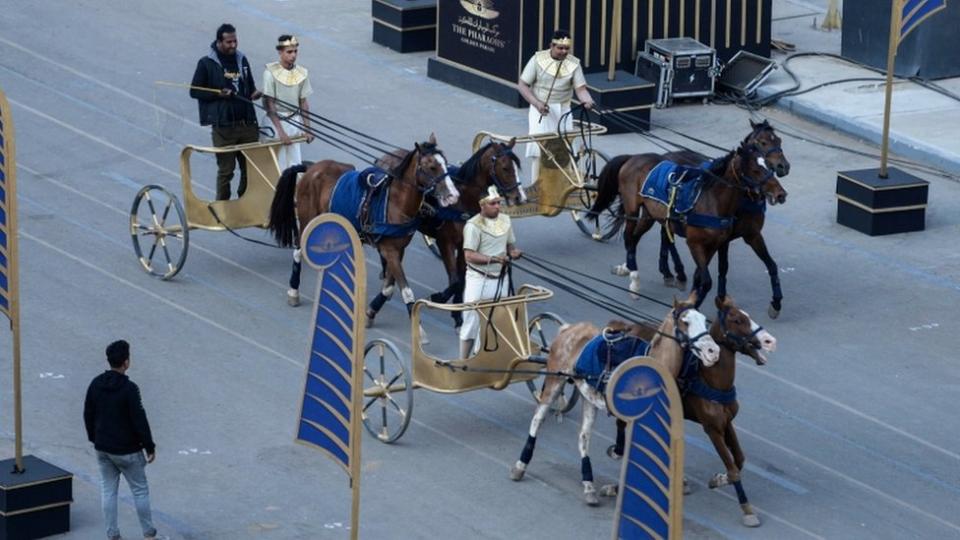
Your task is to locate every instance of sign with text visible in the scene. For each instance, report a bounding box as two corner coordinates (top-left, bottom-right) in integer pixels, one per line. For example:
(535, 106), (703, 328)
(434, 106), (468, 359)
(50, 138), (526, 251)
(437, 0), (522, 83)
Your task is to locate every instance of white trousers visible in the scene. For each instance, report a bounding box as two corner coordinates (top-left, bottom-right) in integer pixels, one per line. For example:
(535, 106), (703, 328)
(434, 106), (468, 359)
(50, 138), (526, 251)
(277, 115), (303, 172)
(459, 268), (510, 342)
(526, 103), (573, 183)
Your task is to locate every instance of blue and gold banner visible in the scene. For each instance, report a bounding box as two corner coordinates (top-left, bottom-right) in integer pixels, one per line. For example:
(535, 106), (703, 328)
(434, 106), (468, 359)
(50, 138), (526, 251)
(606, 356), (684, 540)
(899, 0), (947, 42)
(295, 214), (366, 483)
(0, 87), (17, 321)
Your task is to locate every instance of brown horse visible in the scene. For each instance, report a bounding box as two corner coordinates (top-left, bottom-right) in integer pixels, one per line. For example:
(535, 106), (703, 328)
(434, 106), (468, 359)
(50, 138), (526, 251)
(604, 295), (777, 526)
(268, 134), (459, 336)
(509, 292), (720, 505)
(652, 121), (791, 318)
(379, 139), (525, 328)
(591, 120), (789, 308)
(684, 295), (777, 526)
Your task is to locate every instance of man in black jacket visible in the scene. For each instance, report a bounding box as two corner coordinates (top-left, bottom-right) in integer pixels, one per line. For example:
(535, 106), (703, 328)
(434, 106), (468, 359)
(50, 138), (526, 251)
(84, 340), (163, 540)
(190, 23), (262, 200)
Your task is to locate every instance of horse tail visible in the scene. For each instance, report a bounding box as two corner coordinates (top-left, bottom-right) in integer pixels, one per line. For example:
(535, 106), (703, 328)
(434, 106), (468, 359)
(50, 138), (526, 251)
(590, 154), (631, 233)
(269, 163), (308, 248)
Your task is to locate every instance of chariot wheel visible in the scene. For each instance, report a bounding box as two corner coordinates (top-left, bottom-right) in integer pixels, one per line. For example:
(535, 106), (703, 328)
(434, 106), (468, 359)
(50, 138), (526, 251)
(526, 312), (579, 413)
(421, 232), (441, 259)
(570, 148), (618, 241)
(361, 339), (414, 443)
(130, 185), (189, 280)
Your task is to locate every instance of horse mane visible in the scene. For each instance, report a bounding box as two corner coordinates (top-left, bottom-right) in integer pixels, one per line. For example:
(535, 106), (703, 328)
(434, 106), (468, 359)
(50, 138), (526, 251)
(390, 141), (439, 178)
(457, 142), (522, 184)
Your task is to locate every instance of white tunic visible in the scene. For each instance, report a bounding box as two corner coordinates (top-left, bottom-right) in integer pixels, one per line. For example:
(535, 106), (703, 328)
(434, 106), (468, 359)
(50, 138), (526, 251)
(520, 51), (585, 157)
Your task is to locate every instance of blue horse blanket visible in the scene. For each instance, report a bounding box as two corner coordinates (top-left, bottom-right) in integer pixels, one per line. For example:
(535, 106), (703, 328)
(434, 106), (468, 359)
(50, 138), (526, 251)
(641, 161), (706, 214)
(575, 332), (651, 390)
(329, 167), (419, 238)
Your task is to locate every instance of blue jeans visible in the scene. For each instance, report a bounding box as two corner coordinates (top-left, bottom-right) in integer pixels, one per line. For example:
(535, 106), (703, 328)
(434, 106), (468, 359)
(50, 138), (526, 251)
(97, 450), (156, 539)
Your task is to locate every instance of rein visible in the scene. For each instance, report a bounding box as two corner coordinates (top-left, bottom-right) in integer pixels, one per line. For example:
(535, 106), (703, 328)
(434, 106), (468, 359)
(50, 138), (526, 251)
(716, 307), (764, 352)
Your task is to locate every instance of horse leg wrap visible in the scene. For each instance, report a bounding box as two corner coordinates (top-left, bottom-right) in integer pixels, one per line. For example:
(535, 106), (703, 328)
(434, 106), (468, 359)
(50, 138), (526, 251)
(401, 287), (415, 305)
(292, 248), (302, 264)
(581, 456), (594, 483)
(289, 260), (302, 290)
(369, 292), (389, 313)
(733, 480), (748, 504)
(626, 251), (638, 272)
(519, 435), (537, 465)
(615, 419), (626, 456)
(658, 243), (672, 278)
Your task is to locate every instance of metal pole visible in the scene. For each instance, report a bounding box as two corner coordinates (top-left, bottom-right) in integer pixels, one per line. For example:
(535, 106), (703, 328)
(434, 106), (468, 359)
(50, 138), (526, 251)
(608, 0), (623, 81)
(879, 0), (901, 179)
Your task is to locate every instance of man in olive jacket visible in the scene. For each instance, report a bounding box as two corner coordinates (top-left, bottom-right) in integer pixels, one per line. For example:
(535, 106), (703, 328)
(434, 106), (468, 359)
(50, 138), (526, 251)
(84, 340), (162, 540)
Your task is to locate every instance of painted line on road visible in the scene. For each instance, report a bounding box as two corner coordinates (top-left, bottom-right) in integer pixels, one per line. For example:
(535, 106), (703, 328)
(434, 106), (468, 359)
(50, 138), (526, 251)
(740, 425), (960, 534)
(22, 231), (304, 368)
(737, 358), (960, 462)
(0, 36), (204, 132)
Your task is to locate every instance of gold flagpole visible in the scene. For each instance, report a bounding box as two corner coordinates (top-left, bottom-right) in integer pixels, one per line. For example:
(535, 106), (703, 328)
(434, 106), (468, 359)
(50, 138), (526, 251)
(608, 0), (623, 80)
(879, 0), (902, 179)
(0, 88), (24, 472)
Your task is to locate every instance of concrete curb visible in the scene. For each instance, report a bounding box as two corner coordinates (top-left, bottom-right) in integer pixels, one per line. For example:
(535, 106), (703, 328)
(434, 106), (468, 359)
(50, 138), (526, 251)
(758, 88), (960, 176)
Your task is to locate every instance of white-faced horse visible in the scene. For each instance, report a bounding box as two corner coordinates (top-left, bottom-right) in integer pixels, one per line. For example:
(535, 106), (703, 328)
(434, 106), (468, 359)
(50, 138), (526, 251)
(509, 293), (720, 505)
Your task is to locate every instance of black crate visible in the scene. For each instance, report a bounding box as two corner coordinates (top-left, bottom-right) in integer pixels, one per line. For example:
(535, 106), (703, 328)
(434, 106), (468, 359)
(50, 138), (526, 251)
(581, 71), (655, 133)
(836, 168), (930, 236)
(371, 0), (436, 53)
(0, 456), (72, 539)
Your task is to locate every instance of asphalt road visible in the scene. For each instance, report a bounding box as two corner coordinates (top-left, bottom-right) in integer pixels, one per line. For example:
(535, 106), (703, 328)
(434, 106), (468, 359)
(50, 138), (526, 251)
(0, 0), (958, 539)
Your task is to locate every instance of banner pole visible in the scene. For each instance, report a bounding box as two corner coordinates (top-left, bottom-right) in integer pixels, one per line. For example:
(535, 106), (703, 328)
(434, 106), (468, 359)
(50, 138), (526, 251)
(879, 0), (902, 179)
(0, 88), (24, 472)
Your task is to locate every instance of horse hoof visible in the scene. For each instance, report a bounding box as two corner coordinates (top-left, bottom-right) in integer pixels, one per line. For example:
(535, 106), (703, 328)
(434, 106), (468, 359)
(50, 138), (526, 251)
(708, 473), (728, 489)
(584, 491), (600, 506)
(676, 280), (688, 291)
(599, 484), (618, 497)
(611, 264), (630, 277)
(663, 276), (676, 288)
(606, 444), (622, 460)
(509, 466), (525, 481)
(286, 290), (300, 307)
(742, 514), (761, 528)
(683, 477), (692, 495)
(768, 305), (780, 319)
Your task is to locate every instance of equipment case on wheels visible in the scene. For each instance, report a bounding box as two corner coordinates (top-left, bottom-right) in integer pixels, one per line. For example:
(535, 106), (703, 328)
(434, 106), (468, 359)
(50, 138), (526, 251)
(634, 37), (718, 108)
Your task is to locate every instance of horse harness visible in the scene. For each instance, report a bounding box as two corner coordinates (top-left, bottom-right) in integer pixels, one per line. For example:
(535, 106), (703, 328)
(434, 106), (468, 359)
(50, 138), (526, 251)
(677, 307), (763, 404)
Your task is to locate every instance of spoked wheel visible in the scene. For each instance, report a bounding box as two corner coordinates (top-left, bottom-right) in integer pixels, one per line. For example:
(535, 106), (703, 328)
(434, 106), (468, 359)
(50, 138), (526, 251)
(421, 232), (441, 259)
(526, 312), (579, 413)
(361, 339), (414, 443)
(570, 148), (619, 241)
(130, 185), (189, 280)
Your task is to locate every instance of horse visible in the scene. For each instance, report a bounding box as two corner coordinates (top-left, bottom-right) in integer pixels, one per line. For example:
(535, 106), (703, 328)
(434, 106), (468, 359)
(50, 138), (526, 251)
(589, 120), (789, 308)
(649, 121), (792, 318)
(683, 295), (777, 526)
(603, 295), (777, 526)
(378, 139), (525, 329)
(509, 292), (721, 506)
(268, 133), (460, 335)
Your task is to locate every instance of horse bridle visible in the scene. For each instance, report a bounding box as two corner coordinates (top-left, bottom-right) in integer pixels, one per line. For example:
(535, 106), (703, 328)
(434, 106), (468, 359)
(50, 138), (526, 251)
(734, 144), (777, 196)
(716, 307), (764, 352)
(668, 305), (711, 354)
(413, 148), (451, 195)
(487, 145), (521, 195)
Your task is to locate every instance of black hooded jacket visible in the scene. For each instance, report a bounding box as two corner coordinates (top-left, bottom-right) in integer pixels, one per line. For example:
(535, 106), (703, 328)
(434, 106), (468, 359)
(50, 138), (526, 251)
(189, 42), (258, 127)
(84, 370), (155, 455)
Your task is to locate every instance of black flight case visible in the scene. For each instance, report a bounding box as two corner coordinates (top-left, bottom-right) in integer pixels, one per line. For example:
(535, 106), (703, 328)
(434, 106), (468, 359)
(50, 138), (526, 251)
(634, 37), (718, 108)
